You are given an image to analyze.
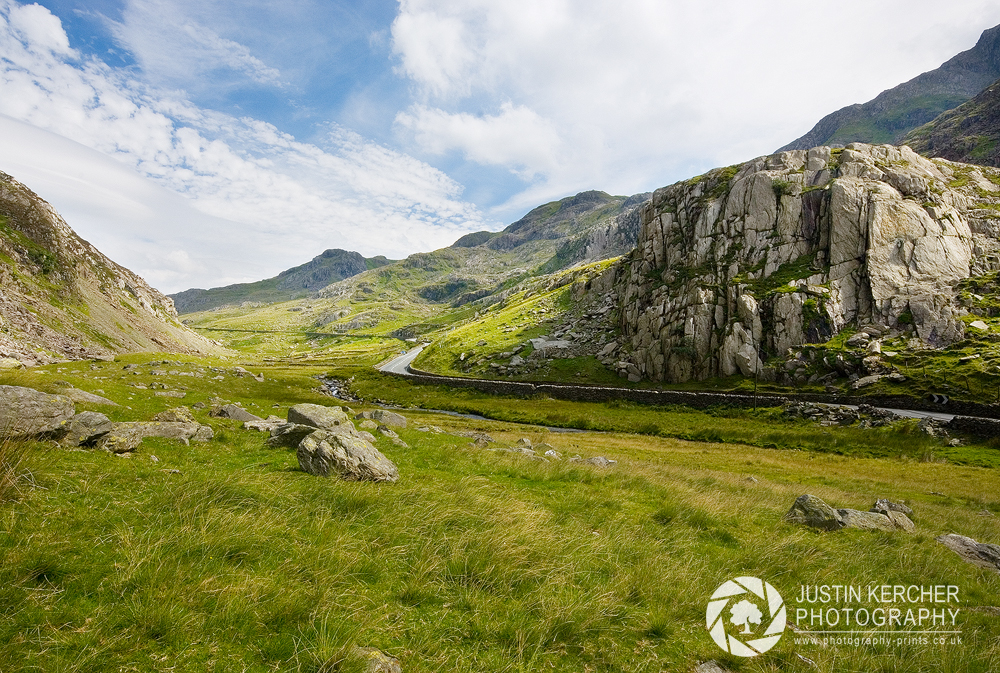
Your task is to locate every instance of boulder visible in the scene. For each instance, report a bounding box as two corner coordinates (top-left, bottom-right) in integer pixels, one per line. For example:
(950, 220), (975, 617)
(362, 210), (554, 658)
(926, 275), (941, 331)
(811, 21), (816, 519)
(244, 415), (285, 432)
(871, 499), (914, 517)
(348, 646), (402, 673)
(97, 421), (211, 453)
(784, 494), (844, 531)
(210, 404), (261, 422)
(266, 423), (317, 448)
(288, 403), (351, 431)
(838, 509), (896, 532)
(936, 534), (1000, 572)
(372, 410), (407, 428)
(153, 407), (196, 423)
(0, 357), (24, 369)
(297, 430), (399, 482)
(60, 411), (113, 447)
(58, 387), (118, 406)
(0, 385), (74, 437)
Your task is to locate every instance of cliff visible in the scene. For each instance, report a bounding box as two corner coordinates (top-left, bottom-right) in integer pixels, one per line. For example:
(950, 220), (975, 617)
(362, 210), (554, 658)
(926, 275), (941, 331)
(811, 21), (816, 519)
(618, 144), (1000, 383)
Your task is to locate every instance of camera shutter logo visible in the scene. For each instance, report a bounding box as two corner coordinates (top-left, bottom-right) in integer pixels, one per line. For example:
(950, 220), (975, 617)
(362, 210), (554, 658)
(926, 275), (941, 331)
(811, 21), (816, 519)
(706, 577), (786, 657)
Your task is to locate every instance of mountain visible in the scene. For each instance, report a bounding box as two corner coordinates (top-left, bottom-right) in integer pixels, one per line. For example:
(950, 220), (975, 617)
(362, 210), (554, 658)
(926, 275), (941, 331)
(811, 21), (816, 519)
(901, 77), (1000, 167)
(615, 143), (1000, 383)
(779, 24), (1000, 151)
(186, 189), (649, 340)
(0, 171), (217, 365)
(170, 249), (394, 314)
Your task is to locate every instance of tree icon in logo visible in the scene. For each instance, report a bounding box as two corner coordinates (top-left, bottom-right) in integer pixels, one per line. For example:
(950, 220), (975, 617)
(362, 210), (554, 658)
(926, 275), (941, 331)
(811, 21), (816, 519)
(730, 599), (763, 634)
(706, 577), (785, 657)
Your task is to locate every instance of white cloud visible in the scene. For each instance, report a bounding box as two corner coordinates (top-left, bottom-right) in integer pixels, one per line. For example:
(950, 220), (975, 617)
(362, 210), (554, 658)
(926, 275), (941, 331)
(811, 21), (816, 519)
(0, 0), (489, 293)
(395, 102), (560, 178)
(106, 0), (283, 88)
(391, 0), (1000, 217)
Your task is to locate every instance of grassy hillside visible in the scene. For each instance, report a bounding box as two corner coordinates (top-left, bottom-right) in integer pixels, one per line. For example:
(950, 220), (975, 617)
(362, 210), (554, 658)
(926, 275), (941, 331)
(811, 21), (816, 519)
(903, 78), (1000, 167)
(1, 350), (998, 672)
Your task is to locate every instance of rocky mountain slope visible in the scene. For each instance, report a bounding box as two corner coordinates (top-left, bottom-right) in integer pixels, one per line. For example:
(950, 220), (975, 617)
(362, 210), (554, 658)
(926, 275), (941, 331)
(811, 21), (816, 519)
(0, 171), (217, 365)
(170, 249), (394, 314)
(780, 25), (1000, 151)
(615, 143), (1000, 383)
(902, 77), (1000, 167)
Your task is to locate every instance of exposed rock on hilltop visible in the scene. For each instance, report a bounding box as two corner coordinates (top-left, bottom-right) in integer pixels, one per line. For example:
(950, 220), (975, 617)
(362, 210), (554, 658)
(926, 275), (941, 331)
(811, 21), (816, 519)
(618, 144), (1000, 383)
(781, 24), (1000, 150)
(171, 249), (393, 314)
(0, 171), (216, 365)
(902, 77), (1000, 168)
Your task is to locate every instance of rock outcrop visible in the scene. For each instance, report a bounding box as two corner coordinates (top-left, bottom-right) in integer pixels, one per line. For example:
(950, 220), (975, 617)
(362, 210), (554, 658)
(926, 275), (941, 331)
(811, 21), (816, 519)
(618, 143), (1000, 383)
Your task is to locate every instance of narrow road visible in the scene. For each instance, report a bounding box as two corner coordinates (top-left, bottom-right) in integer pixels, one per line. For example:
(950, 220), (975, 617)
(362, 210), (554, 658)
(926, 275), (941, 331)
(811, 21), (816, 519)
(379, 345), (425, 375)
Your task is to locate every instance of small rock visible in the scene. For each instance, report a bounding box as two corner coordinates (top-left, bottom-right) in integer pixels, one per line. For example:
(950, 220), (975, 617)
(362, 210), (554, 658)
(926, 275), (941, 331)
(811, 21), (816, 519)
(347, 646), (402, 673)
(784, 494), (843, 531)
(372, 410), (407, 428)
(0, 357), (24, 369)
(154, 391), (187, 398)
(969, 320), (989, 331)
(243, 415), (285, 432)
(543, 449), (562, 459)
(694, 662), (732, 673)
(871, 499), (914, 517)
(153, 407), (196, 424)
(210, 403), (262, 423)
(936, 534), (1000, 573)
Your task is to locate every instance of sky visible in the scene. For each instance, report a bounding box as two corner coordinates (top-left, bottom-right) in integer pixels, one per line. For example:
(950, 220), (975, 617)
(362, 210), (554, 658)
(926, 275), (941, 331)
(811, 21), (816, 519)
(1, 0), (1000, 293)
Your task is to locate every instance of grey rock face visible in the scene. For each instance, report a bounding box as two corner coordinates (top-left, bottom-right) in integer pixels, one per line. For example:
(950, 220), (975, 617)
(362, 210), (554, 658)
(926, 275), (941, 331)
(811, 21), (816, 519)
(61, 411), (113, 446)
(784, 494), (844, 531)
(288, 403), (350, 431)
(297, 430), (399, 482)
(0, 385), (75, 437)
(618, 144), (995, 383)
(872, 499), (914, 517)
(243, 415), (285, 432)
(936, 534), (1000, 572)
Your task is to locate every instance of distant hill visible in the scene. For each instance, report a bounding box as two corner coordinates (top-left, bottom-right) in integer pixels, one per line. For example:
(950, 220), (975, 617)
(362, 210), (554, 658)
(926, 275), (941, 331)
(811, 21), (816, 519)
(780, 24), (1000, 151)
(170, 249), (394, 314)
(902, 77), (1000, 167)
(0, 171), (216, 365)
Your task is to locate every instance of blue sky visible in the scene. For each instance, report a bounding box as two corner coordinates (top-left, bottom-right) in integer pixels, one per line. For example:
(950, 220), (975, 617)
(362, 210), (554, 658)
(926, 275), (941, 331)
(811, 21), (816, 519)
(2, 0), (1000, 292)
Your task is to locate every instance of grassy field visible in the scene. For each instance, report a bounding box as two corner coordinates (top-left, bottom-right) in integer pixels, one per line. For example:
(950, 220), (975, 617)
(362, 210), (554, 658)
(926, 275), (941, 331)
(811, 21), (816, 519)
(1, 353), (999, 672)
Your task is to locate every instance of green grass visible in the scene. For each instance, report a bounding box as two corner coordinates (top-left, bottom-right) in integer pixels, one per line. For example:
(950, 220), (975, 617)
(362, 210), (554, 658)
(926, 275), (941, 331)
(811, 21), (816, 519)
(2, 352), (1000, 671)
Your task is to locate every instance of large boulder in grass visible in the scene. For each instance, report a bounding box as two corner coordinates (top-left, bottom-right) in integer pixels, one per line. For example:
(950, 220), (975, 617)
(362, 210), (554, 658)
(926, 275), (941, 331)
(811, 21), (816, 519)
(783, 494), (844, 531)
(837, 509), (896, 532)
(60, 411), (114, 447)
(288, 403), (351, 431)
(0, 385), (74, 438)
(297, 430), (398, 482)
